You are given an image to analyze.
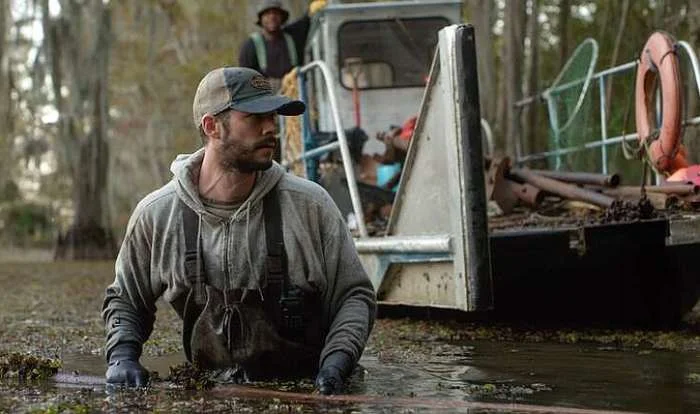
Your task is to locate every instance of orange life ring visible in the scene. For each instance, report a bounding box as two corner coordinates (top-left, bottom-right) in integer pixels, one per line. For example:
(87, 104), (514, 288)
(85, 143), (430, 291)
(634, 31), (687, 174)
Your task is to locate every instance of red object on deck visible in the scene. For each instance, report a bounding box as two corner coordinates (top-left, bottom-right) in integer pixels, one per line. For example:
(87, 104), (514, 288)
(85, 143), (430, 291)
(667, 165), (700, 186)
(399, 116), (417, 141)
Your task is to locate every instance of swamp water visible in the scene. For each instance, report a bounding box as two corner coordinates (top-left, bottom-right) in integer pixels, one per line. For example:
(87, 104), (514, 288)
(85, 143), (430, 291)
(0, 261), (698, 413)
(1, 339), (695, 413)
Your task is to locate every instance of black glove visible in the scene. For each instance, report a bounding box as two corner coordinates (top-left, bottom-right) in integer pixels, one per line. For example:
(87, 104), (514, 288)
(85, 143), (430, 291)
(315, 351), (353, 395)
(105, 342), (149, 388)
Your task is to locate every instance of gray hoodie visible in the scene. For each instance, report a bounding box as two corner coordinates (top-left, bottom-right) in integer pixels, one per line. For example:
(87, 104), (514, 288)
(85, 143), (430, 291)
(102, 148), (376, 370)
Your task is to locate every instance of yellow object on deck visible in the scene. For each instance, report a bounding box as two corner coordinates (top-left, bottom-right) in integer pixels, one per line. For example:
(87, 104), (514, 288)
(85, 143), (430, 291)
(280, 68), (306, 178)
(309, 0), (327, 16)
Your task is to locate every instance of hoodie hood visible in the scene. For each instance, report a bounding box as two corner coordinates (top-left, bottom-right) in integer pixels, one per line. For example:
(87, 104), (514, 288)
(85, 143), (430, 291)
(170, 147), (285, 220)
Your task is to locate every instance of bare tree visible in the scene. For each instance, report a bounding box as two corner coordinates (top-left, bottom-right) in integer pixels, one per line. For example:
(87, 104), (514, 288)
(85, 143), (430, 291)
(605, 0), (631, 115)
(0, 1), (12, 192)
(467, 0), (497, 130)
(523, 0), (541, 155)
(42, 0), (115, 259)
(502, 0), (526, 156)
(559, 0), (570, 69)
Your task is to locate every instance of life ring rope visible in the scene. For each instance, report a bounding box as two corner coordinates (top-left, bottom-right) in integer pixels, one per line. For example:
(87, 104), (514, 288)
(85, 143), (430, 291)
(647, 43), (679, 72)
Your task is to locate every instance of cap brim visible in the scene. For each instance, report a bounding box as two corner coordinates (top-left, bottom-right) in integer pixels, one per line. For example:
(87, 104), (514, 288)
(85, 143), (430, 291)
(231, 95), (305, 116)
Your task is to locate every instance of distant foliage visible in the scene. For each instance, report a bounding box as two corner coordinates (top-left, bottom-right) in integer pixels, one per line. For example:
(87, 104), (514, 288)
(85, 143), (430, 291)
(0, 201), (55, 247)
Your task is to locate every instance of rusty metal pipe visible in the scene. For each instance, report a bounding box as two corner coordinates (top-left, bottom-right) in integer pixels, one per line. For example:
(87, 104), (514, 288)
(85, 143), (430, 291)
(506, 180), (543, 206)
(599, 188), (673, 208)
(601, 184), (699, 196)
(510, 168), (616, 208)
(647, 183), (699, 195)
(529, 169), (621, 187)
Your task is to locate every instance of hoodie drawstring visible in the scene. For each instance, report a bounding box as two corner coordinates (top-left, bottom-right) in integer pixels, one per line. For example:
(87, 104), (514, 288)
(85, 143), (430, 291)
(194, 214), (205, 303)
(244, 201), (265, 301)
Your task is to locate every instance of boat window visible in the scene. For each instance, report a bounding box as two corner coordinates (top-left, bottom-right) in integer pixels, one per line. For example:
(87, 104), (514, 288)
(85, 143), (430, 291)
(337, 17), (449, 90)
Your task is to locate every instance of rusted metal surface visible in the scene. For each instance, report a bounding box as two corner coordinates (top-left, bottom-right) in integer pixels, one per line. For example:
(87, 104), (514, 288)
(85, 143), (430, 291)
(598, 184), (698, 196)
(485, 156), (518, 213)
(506, 180), (544, 206)
(646, 183), (698, 195)
(530, 169), (621, 187)
(598, 188), (674, 209)
(510, 167), (616, 208)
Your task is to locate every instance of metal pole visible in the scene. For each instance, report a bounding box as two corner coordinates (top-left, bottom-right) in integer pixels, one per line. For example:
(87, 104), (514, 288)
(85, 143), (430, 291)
(299, 61), (368, 237)
(544, 94), (562, 170)
(678, 41), (700, 99)
(282, 141), (341, 167)
(598, 77), (608, 174)
(297, 71), (313, 180)
(516, 115), (700, 163)
(354, 235), (451, 254)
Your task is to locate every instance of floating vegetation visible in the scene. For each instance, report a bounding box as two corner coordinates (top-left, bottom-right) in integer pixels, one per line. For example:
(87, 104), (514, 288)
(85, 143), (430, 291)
(0, 352), (61, 382)
(165, 363), (215, 391)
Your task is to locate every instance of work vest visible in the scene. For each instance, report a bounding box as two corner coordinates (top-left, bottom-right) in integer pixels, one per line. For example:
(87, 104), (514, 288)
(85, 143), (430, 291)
(250, 32), (298, 74)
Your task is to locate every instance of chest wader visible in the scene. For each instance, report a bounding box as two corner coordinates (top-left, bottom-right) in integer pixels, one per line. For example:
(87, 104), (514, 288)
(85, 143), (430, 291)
(180, 188), (322, 379)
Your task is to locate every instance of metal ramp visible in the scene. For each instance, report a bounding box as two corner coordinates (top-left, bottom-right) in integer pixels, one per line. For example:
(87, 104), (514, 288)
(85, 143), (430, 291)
(355, 25), (493, 312)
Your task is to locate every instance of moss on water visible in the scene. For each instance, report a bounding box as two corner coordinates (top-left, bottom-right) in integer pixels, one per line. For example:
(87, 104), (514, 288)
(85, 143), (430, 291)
(165, 362), (215, 390)
(0, 352), (61, 382)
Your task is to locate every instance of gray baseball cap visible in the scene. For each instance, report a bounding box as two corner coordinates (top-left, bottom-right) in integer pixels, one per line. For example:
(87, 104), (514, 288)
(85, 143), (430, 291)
(192, 67), (305, 128)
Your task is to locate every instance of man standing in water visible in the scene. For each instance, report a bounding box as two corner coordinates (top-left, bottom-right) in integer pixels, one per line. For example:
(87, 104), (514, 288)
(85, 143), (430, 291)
(102, 67), (376, 395)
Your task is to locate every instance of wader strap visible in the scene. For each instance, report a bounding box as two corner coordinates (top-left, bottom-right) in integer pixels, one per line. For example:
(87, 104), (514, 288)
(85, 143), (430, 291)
(180, 189), (284, 287)
(250, 32), (298, 74)
(263, 187), (305, 338)
(263, 187), (286, 297)
(180, 187), (305, 339)
(182, 203), (205, 285)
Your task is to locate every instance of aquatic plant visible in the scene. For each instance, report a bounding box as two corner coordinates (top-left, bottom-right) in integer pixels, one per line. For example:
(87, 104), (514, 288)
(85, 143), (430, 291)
(0, 352), (62, 382)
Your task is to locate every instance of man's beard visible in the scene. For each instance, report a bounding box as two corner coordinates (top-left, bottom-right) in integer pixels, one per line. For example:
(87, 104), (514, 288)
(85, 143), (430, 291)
(218, 132), (276, 174)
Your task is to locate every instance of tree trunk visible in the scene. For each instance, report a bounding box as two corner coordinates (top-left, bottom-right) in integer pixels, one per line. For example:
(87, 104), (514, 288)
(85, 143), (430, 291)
(468, 0), (497, 132)
(559, 0), (570, 70)
(503, 0), (526, 157)
(44, 0), (116, 260)
(0, 1), (11, 190)
(523, 0), (540, 156)
(682, 1), (699, 164)
(605, 0), (631, 116)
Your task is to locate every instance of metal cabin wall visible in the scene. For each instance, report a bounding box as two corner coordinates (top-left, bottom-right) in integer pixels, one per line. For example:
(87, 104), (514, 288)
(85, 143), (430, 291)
(312, 1), (462, 154)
